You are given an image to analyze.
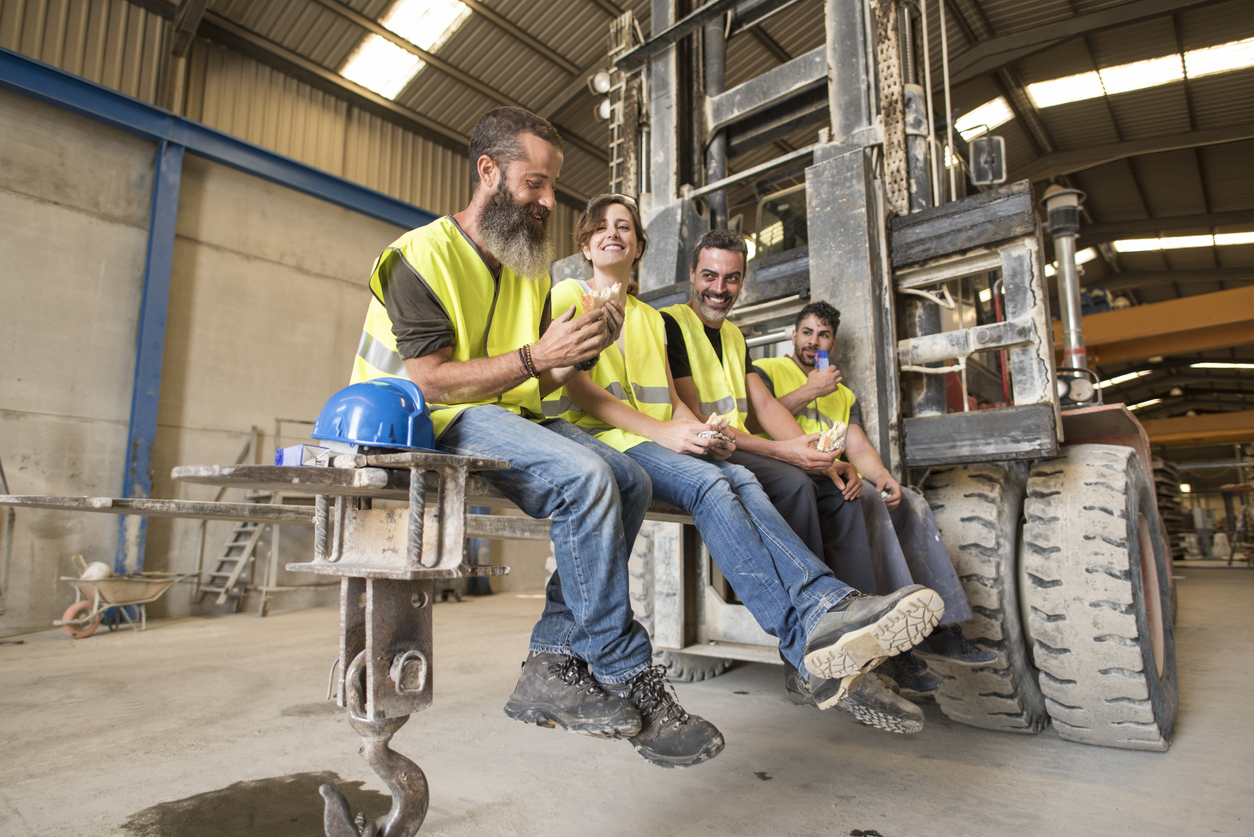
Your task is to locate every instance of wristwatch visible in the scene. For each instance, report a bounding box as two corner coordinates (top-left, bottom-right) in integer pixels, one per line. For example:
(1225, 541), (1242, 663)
(574, 354), (600, 372)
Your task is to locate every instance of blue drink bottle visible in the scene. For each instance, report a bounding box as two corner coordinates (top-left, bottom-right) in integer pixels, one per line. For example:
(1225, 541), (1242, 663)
(815, 349), (829, 370)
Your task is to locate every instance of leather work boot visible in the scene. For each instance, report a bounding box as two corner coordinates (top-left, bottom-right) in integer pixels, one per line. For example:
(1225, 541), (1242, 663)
(783, 660), (866, 711)
(503, 652), (642, 737)
(803, 585), (945, 681)
(878, 651), (943, 697)
(914, 624), (998, 666)
(610, 665), (724, 768)
(836, 671), (925, 734)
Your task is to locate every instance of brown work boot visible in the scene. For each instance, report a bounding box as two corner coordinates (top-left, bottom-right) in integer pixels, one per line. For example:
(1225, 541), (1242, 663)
(609, 664), (724, 768)
(503, 652), (642, 737)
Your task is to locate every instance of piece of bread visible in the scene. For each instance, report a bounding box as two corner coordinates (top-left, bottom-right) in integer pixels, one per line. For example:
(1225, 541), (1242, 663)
(581, 282), (624, 312)
(706, 412), (731, 431)
(816, 421), (848, 453)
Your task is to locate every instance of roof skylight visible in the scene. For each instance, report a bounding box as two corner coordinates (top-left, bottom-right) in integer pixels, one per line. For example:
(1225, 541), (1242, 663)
(1113, 233), (1254, 252)
(955, 97), (1015, 140)
(1127, 398), (1162, 411)
(1191, 362), (1254, 370)
(1023, 35), (1254, 108)
(1043, 246), (1097, 277)
(340, 0), (472, 100)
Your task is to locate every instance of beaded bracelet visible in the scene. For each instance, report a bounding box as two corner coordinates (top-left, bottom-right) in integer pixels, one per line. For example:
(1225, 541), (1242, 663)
(519, 344), (541, 378)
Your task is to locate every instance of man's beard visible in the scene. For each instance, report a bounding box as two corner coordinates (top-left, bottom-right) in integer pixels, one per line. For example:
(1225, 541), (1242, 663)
(695, 290), (735, 325)
(478, 180), (554, 281)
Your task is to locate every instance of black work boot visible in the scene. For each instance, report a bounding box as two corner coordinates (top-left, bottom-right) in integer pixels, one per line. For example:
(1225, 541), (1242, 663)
(836, 672), (925, 734)
(503, 652), (642, 737)
(878, 651), (943, 697)
(803, 585), (945, 681)
(914, 624), (997, 666)
(610, 664), (724, 768)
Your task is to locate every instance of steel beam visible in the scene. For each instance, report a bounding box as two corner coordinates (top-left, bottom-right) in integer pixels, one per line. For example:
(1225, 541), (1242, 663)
(1021, 123), (1254, 182)
(116, 140), (184, 574)
(1091, 268), (1254, 291)
(616, 0), (746, 72)
(1053, 286), (1254, 366)
(1139, 409), (1254, 446)
(706, 47), (825, 133)
(0, 48), (438, 229)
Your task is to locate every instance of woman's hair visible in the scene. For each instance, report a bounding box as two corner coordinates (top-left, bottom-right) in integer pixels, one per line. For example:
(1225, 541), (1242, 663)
(572, 195), (648, 296)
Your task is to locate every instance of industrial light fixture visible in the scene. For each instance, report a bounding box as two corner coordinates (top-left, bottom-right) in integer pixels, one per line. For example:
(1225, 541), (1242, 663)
(1127, 398), (1162, 411)
(1169, 387), (1184, 396)
(1191, 362), (1254, 369)
(1180, 483), (1192, 493)
(1112, 231), (1254, 252)
(340, 0), (472, 99)
(594, 98), (613, 121)
(588, 70), (613, 94)
(1098, 369), (1151, 389)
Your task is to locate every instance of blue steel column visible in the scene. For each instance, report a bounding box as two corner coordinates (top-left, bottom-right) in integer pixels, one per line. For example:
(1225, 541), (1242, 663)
(115, 140), (185, 573)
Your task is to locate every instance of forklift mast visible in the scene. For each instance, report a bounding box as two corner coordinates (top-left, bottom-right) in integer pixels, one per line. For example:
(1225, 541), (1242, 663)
(602, 0), (1059, 477)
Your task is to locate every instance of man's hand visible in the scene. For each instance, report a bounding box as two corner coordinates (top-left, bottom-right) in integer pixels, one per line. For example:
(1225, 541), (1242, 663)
(532, 304), (607, 370)
(656, 420), (736, 458)
(804, 365), (843, 399)
(774, 433), (839, 473)
(876, 472), (902, 510)
(827, 460), (862, 500)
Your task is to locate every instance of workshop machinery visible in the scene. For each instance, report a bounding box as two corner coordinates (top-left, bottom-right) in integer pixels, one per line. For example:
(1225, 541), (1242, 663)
(594, 0), (1177, 751)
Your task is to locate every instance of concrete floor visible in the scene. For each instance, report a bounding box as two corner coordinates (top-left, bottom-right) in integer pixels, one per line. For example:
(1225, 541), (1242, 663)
(2, 566), (1250, 836)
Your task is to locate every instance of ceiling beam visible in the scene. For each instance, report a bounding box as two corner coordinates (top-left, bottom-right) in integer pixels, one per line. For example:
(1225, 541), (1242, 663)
(1080, 211), (1254, 246)
(175, 6), (594, 205)
(307, 0), (607, 163)
(1020, 123), (1254, 182)
(1139, 408), (1254, 446)
(458, 0), (580, 74)
(1054, 286), (1254, 366)
(947, 0), (1218, 87)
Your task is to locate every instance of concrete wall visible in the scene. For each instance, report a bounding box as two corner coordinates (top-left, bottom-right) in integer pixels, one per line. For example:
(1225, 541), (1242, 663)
(0, 88), (553, 635)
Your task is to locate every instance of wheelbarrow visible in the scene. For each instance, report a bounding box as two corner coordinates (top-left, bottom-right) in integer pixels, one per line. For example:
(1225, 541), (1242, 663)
(55, 572), (191, 638)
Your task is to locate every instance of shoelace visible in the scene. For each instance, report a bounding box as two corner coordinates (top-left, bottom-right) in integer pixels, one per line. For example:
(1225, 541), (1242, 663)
(629, 665), (690, 729)
(549, 656), (605, 698)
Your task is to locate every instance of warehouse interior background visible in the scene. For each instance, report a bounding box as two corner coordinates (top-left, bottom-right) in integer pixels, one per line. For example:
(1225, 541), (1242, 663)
(0, 0), (1252, 833)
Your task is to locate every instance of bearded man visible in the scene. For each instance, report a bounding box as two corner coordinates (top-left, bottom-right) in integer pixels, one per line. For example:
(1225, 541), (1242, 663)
(349, 108), (723, 769)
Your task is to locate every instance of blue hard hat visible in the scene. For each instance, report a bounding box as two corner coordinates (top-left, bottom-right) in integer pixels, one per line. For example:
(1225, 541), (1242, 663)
(311, 378), (435, 451)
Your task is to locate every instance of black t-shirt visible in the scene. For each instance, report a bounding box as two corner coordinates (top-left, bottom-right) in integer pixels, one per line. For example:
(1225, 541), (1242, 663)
(661, 311), (752, 380)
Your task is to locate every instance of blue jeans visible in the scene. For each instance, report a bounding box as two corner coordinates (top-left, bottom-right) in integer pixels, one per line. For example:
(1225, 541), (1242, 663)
(437, 407), (653, 684)
(623, 442), (853, 674)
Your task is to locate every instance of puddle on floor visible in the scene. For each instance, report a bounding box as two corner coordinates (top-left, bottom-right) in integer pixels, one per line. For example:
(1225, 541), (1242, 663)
(122, 772), (389, 836)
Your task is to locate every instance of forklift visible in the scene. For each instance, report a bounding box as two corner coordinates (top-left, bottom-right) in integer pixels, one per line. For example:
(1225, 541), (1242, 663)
(564, 0), (1177, 752)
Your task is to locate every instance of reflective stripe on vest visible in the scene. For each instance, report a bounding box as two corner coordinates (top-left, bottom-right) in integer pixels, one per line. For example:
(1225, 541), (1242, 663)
(751, 355), (857, 436)
(662, 303), (750, 432)
(351, 217), (548, 437)
(542, 281), (670, 452)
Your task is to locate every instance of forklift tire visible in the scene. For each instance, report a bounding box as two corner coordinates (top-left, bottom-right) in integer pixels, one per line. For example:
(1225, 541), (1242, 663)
(62, 601), (101, 638)
(923, 462), (1049, 733)
(629, 521), (732, 682)
(1021, 445), (1178, 751)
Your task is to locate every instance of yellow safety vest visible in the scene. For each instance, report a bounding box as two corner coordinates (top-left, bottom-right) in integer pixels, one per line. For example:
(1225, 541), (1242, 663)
(542, 280), (671, 452)
(752, 356), (858, 435)
(350, 217), (549, 437)
(661, 303), (750, 432)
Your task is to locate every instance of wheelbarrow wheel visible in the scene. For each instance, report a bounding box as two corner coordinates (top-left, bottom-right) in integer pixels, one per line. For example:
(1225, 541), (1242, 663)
(62, 601), (101, 638)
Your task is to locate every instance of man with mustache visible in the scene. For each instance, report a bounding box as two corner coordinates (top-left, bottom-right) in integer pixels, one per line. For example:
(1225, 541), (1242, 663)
(753, 301), (995, 680)
(349, 107), (724, 768)
(662, 231), (939, 732)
